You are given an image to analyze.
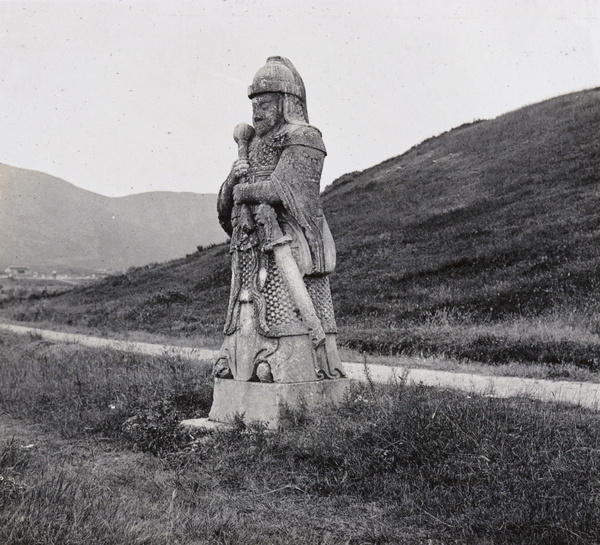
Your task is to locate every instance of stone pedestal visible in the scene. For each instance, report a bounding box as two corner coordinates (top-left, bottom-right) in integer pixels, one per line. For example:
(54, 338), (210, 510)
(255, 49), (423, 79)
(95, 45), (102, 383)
(194, 378), (350, 429)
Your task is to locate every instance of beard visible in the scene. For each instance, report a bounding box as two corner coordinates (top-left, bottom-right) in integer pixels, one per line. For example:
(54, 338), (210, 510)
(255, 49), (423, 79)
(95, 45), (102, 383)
(253, 116), (282, 137)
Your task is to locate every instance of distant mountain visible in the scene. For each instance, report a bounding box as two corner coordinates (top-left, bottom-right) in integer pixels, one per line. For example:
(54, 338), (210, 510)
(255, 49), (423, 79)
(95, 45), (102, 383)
(2, 88), (599, 363)
(0, 164), (225, 271)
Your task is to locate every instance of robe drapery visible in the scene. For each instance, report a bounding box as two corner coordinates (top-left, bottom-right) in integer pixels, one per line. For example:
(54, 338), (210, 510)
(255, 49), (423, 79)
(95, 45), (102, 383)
(215, 122), (344, 382)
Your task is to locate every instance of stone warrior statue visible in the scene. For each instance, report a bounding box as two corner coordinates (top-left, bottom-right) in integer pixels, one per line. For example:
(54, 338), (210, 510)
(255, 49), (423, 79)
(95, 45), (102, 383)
(214, 56), (345, 385)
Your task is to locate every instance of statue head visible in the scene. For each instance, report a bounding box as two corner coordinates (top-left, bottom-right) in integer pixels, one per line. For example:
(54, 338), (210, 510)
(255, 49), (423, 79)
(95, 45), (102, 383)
(248, 56), (310, 133)
(251, 92), (284, 137)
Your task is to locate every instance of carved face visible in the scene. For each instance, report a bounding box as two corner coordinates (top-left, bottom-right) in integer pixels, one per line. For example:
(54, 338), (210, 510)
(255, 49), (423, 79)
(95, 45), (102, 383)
(252, 93), (283, 136)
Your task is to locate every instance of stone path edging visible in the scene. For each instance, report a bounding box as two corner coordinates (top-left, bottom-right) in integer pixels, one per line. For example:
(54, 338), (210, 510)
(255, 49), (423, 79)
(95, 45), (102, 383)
(1, 323), (598, 410)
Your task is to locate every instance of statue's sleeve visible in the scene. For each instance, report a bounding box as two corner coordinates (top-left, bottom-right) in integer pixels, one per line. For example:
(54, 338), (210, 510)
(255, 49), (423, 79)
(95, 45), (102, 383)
(233, 180), (282, 205)
(270, 136), (336, 275)
(271, 145), (324, 208)
(217, 172), (236, 236)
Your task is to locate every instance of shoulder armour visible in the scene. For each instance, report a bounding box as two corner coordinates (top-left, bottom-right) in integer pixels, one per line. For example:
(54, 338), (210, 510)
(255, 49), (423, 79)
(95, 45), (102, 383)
(277, 124), (327, 155)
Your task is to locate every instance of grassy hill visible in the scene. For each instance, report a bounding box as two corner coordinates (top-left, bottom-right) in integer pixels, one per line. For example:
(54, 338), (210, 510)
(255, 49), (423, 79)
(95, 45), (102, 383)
(3, 88), (599, 369)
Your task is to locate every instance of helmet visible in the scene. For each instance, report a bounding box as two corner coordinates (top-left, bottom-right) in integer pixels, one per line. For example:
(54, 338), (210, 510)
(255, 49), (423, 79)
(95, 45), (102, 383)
(248, 56), (304, 100)
(248, 56), (309, 124)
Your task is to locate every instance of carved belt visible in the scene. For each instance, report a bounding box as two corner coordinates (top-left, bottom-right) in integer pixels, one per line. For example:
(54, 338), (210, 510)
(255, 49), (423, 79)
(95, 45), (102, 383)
(247, 169), (274, 183)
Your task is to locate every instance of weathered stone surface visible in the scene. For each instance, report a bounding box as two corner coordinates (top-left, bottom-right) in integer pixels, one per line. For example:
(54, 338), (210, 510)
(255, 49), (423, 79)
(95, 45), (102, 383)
(201, 57), (348, 430)
(180, 418), (227, 431)
(207, 378), (351, 429)
(213, 56), (345, 384)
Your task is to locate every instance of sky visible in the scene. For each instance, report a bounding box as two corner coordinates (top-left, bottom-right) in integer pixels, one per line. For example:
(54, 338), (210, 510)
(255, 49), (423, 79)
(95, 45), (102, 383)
(1, 0), (599, 198)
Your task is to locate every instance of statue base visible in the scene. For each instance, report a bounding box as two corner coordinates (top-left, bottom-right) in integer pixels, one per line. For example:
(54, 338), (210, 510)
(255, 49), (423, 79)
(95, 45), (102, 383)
(196, 378), (350, 429)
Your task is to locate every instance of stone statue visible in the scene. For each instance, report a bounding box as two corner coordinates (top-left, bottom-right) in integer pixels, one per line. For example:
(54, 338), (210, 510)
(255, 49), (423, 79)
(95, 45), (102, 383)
(207, 57), (348, 427)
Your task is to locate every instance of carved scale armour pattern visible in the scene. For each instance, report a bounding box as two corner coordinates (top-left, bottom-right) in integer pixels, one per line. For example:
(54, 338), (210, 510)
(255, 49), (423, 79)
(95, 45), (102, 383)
(262, 253), (301, 330)
(238, 251), (253, 290)
(261, 253), (337, 335)
(305, 275), (336, 329)
(248, 136), (281, 182)
(227, 132), (337, 337)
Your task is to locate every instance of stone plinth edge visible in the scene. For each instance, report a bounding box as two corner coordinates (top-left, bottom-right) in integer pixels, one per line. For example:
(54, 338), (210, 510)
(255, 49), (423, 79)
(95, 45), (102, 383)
(205, 378), (351, 429)
(180, 417), (231, 431)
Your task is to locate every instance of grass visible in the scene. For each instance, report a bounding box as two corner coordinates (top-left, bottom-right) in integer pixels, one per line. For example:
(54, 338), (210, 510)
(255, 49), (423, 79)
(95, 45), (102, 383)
(339, 306), (600, 374)
(339, 348), (600, 384)
(1, 330), (600, 544)
(0, 331), (213, 450)
(0, 276), (78, 303)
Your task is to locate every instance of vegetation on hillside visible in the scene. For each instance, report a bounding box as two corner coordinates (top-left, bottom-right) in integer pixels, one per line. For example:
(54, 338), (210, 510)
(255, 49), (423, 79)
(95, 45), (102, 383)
(325, 89), (599, 334)
(1, 88), (599, 369)
(1, 331), (599, 544)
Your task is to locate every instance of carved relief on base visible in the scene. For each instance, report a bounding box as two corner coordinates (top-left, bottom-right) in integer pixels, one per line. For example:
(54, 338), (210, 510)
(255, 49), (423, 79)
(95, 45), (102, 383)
(214, 301), (345, 383)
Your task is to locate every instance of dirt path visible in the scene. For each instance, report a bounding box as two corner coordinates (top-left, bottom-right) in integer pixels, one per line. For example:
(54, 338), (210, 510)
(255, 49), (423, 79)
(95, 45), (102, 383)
(2, 323), (599, 410)
(0, 322), (217, 360)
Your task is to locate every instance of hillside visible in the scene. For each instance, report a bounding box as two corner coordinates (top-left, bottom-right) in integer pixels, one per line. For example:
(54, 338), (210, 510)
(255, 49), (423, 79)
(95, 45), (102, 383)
(3, 88), (600, 366)
(325, 89), (599, 322)
(0, 164), (225, 272)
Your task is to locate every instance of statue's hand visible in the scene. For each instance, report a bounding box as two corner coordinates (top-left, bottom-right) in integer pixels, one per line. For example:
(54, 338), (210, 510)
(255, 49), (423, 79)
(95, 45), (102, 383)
(230, 159), (249, 182)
